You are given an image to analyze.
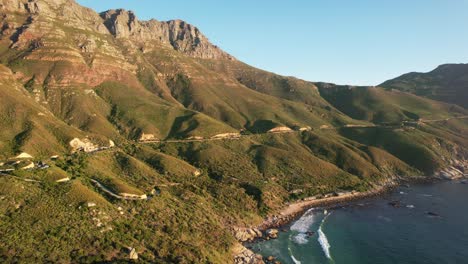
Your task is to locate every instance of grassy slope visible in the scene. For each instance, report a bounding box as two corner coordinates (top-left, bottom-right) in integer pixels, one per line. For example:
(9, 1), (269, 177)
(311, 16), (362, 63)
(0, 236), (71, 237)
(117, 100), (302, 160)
(144, 49), (363, 132)
(317, 84), (467, 124)
(380, 64), (468, 108)
(0, 2), (467, 263)
(0, 65), (88, 159)
(338, 126), (461, 175)
(96, 81), (238, 139)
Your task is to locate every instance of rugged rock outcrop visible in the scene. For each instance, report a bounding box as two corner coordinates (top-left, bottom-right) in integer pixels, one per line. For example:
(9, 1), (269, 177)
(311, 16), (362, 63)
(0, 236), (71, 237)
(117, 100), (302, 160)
(435, 160), (468, 179)
(233, 244), (264, 264)
(233, 227), (263, 242)
(100, 9), (234, 60)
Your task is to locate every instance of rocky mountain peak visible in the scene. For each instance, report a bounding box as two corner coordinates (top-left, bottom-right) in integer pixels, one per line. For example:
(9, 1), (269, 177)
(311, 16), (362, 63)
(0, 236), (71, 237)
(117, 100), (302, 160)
(1, 0), (233, 60)
(100, 9), (139, 38)
(100, 9), (234, 60)
(0, 0), (72, 14)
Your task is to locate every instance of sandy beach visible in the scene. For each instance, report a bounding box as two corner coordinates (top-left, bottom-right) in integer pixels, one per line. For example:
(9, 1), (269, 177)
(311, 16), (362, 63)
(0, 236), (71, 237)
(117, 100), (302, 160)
(257, 184), (394, 230)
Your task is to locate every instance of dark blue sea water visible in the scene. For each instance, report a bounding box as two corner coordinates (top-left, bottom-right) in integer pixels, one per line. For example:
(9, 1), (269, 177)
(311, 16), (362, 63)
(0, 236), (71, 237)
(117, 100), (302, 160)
(250, 181), (468, 264)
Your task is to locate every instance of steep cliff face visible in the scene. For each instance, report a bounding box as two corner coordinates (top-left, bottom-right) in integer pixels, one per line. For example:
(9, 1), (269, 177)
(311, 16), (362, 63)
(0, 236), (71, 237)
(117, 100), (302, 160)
(0, 0), (139, 88)
(100, 9), (234, 60)
(0, 0), (108, 33)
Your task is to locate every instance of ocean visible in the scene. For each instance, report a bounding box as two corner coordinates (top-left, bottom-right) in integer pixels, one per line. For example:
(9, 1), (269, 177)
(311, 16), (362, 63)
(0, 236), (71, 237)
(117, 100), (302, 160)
(249, 181), (468, 264)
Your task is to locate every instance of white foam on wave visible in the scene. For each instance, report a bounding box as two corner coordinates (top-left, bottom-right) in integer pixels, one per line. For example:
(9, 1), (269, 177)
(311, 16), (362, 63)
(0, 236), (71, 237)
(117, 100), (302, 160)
(290, 208), (316, 245)
(377, 215), (392, 222)
(288, 247), (302, 264)
(290, 208), (316, 232)
(318, 213), (333, 260)
(292, 233), (308, 245)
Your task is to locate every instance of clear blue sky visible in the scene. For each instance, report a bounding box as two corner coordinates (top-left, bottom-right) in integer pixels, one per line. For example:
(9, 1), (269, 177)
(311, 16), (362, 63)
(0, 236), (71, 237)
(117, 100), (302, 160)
(77, 0), (468, 85)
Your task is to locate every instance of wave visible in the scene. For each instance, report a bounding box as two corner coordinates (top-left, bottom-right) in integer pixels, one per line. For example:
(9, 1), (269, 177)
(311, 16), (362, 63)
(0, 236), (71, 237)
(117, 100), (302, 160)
(288, 247), (302, 264)
(290, 208), (316, 232)
(292, 233), (308, 245)
(290, 208), (317, 245)
(318, 213), (333, 261)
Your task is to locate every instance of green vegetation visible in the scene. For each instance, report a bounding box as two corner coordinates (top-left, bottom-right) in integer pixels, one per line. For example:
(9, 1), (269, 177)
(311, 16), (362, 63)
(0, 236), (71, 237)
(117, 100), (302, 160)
(0, 1), (466, 263)
(317, 84), (467, 124)
(380, 63), (468, 108)
(96, 81), (237, 139)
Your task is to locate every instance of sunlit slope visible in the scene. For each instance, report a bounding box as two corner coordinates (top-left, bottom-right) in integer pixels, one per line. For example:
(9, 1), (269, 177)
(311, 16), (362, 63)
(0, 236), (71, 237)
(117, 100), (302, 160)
(381, 64), (468, 108)
(317, 84), (467, 124)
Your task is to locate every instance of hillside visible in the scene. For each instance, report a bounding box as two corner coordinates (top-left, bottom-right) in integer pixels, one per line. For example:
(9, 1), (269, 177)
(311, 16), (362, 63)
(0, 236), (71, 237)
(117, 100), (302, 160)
(380, 64), (468, 108)
(317, 83), (467, 124)
(0, 0), (467, 263)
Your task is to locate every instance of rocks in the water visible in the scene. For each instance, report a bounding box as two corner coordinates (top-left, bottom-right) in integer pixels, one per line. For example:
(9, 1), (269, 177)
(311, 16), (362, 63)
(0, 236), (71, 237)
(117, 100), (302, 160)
(233, 227), (279, 242)
(265, 229), (279, 239)
(388, 200), (402, 208)
(427, 212), (441, 217)
(264, 256), (281, 264)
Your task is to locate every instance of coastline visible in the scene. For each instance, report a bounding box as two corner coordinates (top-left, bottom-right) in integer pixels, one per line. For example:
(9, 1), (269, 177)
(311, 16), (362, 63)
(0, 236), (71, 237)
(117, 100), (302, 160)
(233, 162), (467, 263)
(232, 182), (398, 264)
(249, 159), (468, 233)
(240, 177), (468, 264)
(256, 183), (395, 231)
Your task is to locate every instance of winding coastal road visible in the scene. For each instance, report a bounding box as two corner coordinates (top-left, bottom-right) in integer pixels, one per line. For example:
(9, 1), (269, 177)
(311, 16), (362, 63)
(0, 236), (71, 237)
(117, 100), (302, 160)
(138, 115), (468, 145)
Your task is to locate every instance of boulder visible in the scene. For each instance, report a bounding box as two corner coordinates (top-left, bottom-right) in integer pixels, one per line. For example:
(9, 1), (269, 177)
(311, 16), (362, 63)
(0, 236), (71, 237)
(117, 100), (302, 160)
(233, 244), (264, 264)
(266, 229), (279, 239)
(128, 248), (138, 260)
(233, 228), (261, 242)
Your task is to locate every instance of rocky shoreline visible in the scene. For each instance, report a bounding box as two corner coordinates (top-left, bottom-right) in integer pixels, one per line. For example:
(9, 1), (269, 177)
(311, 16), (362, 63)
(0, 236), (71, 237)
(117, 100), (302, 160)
(233, 160), (468, 264)
(232, 182), (397, 264)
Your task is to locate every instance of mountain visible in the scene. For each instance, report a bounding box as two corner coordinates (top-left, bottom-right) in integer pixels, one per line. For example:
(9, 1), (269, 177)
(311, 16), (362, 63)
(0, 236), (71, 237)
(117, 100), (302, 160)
(380, 64), (468, 108)
(0, 0), (467, 263)
(317, 83), (466, 124)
